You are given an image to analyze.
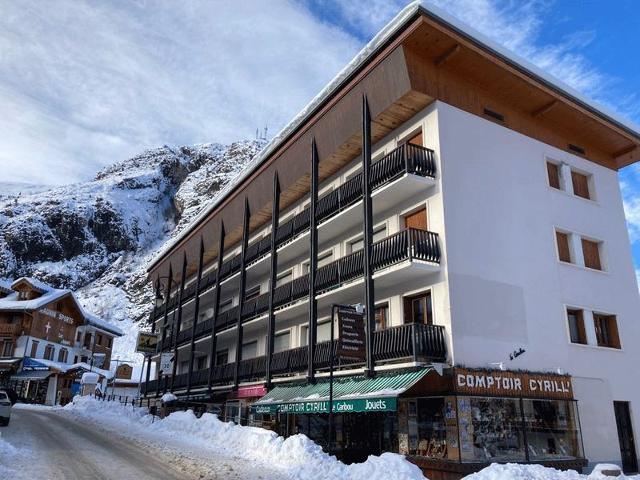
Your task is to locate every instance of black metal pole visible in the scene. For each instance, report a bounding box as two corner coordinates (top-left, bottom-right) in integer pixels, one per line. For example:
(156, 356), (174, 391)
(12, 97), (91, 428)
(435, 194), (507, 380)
(170, 253), (188, 390)
(233, 198), (251, 388)
(327, 304), (336, 456)
(187, 237), (205, 394)
(208, 222), (225, 393)
(151, 278), (160, 334)
(362, 95), (376, 378)
(307, 138), (319, 382)
(266, 172), (280, 387)
(156, 265), (172, 397)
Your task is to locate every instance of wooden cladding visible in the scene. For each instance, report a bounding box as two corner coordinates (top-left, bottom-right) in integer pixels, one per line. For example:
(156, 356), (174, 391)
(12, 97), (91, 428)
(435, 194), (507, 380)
(581, 238), (602, 270)
(556, 231), (571, 263)
(594, 314), (621, 349)
(404, 207), (427, 231)
(571, 171), (591, 199)
(453, 368), (574, 400)
(547, 161), (561, 189)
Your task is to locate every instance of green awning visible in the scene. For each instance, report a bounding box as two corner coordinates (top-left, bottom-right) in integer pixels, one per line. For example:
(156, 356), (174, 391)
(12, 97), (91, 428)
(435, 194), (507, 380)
(252, 368), (431, 414)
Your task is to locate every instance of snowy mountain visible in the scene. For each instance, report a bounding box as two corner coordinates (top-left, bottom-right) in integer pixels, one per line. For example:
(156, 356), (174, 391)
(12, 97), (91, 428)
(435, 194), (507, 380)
(0, 140), (265, 359)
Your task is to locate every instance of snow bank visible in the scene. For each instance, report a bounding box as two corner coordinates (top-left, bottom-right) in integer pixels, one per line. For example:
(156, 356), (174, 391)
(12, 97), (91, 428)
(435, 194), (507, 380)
(64, 396), (425, 480)
(465, 464), (584, 480)
(0, 434), (18, 477)
(161, 392), (177, 403)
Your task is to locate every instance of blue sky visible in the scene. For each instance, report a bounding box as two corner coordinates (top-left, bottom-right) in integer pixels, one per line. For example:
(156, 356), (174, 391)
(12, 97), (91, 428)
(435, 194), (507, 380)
(1, 0), (640, 274)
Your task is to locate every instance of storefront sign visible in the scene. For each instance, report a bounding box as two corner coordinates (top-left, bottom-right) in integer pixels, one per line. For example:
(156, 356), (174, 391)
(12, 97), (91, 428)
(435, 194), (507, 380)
(39, 307), (75, 325)
(23, 357), (50, 371)
(252, 397), (397, 415)
(453, 368), (573, 399)
(236, 385), (267, 399)
(136, 331), (159, 354)
(337, 308), (366, 361)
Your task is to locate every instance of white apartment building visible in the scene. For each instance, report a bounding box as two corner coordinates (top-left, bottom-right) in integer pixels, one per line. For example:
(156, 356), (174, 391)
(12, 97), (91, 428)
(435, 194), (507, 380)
(143, 3), (640, 476)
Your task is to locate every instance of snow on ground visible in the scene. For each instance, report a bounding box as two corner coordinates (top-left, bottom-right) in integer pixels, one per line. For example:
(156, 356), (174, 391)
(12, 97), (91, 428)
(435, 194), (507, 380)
(59, 396), (425, 480)
(3, 399), (640, 480)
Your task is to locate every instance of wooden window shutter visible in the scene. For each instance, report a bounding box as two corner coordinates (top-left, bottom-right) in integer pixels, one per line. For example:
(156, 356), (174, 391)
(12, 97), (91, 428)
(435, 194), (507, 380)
(571, 171), (591, 199)
(547, 162), (561, 189)
(594, 314), (621, 349)
(404, 208), (427, 231)
(556, 231), (571, 263)
(581, 238), (602, 270)
(407, 131), (423, 146)
(567, 309), (586, 344)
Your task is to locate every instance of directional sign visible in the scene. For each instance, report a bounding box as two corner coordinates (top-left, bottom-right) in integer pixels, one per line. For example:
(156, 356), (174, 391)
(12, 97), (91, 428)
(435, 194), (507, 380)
(136, 331), (159, 354)
(337, 307), (366, 362)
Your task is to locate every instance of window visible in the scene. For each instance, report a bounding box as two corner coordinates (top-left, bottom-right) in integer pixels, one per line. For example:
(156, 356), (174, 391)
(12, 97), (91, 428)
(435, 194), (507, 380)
(571, 170), (591, 200)
(566, 309), (587, 345)
(245, 285), (261, 301)
(76, 331), (82, 342)
(44, 344), (54, 361)
(581, 238), (602, 270)
(458, 397), (526, 462)
(276, 270), (293, 287)
(274, 331), (291, 353)
(375, 304), (389, 331)
(197, 356), (208, 370)
(1, 341), (13, 357)
(84, 333), (92, 349)
(593, 314), (621, 349)
(96, 334), (103, 346)
(215, 349), (228, 365)
(348, 226), (387, 253)
(30, 341), (39, 358)
(302, 251), (333, 273)
(547, 161), (561, 190)
(405, 130), (423, 146)
(241, 341), (258, 359)
(219, 299), (233, 313)
(58, 348), (68, 363)
(556, 231), (571, 263)
(107, 337), (112, 348)
(301, 320), (332, 345)
(404, 291), (433, 325)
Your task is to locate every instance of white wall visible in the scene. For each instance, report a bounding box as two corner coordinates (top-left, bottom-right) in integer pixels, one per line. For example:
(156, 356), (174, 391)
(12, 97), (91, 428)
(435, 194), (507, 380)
(437, 100), (640, 468)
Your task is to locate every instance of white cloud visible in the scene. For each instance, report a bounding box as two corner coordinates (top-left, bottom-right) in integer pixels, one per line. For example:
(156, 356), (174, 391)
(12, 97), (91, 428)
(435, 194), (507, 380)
(0, 0), (360, 184)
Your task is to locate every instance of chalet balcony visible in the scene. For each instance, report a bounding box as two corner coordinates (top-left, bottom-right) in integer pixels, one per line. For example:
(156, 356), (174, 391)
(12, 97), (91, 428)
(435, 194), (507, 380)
(158, 227), (440, 352)
(0, 323), (21, 337)
(142, 322), (446, 395)
(150, 143), (436, 323)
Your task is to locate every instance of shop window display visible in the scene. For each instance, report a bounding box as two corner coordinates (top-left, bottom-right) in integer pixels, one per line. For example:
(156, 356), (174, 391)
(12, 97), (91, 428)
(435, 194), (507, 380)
(400, 397), (459, 460)
(523, 399), (583, 460)
(458, 397), (526, 462)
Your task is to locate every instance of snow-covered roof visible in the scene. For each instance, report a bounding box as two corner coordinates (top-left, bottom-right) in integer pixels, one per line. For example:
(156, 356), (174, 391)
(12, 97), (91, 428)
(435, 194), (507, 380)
(0, 286), (70, 311)
(31, 358), (113, 379)
(0, 278), (123, 336)
(82, 310), (124, 337)
(12, 276), (51, 293)
(150, 1), (640, 272)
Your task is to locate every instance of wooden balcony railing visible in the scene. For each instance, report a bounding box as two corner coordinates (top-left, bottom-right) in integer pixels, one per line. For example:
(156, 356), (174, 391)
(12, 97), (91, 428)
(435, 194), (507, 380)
(0, 323), (21, 337)
(142, 322), (446, 395)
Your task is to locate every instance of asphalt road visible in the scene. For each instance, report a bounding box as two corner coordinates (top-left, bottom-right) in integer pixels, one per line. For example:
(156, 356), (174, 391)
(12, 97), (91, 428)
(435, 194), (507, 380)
(1, 407), (282, 480)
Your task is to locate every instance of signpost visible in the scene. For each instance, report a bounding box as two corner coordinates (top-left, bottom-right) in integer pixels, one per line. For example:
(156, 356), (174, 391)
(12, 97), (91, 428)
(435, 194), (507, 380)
(159, 353), (174, 375)
(136, 332), (159, 354)
(328, 303), (365, 456)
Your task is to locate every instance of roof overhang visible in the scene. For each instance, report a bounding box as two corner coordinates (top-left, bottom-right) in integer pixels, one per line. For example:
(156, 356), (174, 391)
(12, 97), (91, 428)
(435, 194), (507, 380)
(147, 1), (640, 284)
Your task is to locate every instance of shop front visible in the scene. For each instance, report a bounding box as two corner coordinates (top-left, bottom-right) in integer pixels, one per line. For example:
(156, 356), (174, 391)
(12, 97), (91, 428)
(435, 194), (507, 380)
(251, 367), (586, 478)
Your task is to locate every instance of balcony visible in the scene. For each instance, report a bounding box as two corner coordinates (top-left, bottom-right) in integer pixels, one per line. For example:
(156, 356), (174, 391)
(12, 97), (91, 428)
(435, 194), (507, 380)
(158, 227), (440, 352)
(142, 322), (446, 394)
(150, 144), (436, 323)
(0, 323), (21, 337)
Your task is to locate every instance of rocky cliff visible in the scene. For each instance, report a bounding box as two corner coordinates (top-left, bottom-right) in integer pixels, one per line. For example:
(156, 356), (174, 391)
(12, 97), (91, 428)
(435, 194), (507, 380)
(0, 140), (264, 357)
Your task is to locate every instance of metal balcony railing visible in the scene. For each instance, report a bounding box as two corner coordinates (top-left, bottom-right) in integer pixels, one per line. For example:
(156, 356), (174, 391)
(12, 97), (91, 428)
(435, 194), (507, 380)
(141, 322), (446, 395)
(150, 144), (436, 323)
(158, 228), (440, 353)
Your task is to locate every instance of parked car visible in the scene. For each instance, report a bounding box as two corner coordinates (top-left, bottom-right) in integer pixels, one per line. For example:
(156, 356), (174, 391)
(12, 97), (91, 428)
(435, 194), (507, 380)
(0, 390), (11, 426)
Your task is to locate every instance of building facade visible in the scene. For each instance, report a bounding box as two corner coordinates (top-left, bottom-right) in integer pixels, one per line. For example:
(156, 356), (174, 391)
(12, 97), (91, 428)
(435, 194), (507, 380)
(142, 3), (640, 477)
(0, 277), (123, 405)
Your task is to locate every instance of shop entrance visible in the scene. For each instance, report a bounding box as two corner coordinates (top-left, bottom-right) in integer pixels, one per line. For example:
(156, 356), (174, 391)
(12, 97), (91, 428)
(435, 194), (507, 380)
(614, 401), (638, 473)
(292, 412), (398, 464)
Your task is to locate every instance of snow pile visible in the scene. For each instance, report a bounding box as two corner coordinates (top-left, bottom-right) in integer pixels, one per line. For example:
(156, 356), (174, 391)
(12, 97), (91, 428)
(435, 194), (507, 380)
(63, 396), (425, 480)
(465, 463), (584, 480)
(81, 372), (100, 384)
(161, 392), (177, 403)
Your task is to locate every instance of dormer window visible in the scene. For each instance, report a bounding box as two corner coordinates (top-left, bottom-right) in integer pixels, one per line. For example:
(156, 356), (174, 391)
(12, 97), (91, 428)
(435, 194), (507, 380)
(18, 291), (28, 301)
